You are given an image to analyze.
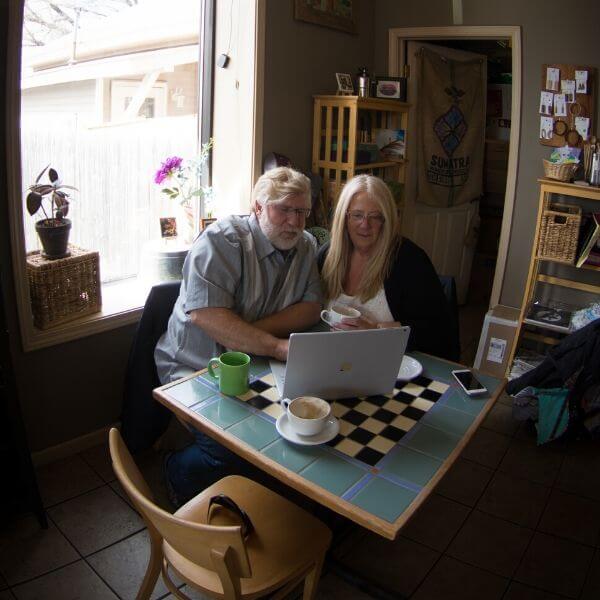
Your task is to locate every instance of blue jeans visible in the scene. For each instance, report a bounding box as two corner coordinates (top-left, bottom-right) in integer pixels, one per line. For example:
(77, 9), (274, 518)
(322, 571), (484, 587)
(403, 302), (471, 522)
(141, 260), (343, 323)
(165, 427), (261, 504)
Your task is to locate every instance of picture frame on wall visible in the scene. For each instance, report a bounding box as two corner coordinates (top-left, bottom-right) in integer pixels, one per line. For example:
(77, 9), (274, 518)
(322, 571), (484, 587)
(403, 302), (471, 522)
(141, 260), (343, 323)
(336, 73), (354, 95)
(200, 217), (217, 231)
(375, 77), (406, 101)
(294, 0), (357, 34)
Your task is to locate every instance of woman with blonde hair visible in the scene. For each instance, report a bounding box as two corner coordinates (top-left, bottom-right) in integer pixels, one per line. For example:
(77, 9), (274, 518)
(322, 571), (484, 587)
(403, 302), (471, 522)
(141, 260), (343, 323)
(318, 174), (458, 360)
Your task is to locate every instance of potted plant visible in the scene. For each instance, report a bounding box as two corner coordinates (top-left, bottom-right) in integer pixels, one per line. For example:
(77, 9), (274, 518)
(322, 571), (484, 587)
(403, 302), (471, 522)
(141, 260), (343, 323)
(26, 165), (77, 259)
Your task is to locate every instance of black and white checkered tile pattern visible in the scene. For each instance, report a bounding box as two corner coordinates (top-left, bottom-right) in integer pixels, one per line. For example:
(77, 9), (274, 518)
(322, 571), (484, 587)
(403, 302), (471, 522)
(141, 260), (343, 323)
(235, 374), (449, 467)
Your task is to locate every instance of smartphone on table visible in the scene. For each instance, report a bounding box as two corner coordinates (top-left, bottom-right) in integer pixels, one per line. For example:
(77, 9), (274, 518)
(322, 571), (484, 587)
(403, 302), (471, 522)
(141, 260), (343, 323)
(451, 369), (487, 396)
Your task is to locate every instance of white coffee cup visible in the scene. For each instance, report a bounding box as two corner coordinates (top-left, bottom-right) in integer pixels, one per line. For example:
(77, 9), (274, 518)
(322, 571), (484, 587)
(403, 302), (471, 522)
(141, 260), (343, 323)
(281, 396), (331, 436)
(320, 304), (361, 327)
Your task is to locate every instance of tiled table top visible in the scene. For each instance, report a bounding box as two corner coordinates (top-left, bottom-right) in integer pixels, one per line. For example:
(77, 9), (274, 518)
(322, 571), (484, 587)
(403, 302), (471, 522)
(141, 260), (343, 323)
(154, 352), (505, 539)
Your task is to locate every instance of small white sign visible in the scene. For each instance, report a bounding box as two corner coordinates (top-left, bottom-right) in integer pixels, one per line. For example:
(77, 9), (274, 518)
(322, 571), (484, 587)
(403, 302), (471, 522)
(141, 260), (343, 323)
(575, 116), (590, 140)
(540, 116), (554, 140)
(554, 93), (567, 117)
(575, 70), (588, 94)
(487, 337), (507, 364)
(546, 67), (560, 91)
(561, 79), (575, 103)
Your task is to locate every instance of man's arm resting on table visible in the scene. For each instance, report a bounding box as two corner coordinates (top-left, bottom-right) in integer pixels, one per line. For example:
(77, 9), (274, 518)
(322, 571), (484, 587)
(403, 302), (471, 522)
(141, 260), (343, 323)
(190, 307), (289, 361)
(252, 301), (321, 337)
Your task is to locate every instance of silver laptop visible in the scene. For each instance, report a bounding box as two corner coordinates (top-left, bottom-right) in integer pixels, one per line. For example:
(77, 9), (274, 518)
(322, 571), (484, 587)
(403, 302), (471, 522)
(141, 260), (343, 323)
(269, 327), (410, 400)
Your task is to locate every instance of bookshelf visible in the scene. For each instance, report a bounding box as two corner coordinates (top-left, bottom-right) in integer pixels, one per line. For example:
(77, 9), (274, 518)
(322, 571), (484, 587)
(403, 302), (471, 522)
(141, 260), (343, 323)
(507, 178), (600, 374)
(312, 95), (409, 224)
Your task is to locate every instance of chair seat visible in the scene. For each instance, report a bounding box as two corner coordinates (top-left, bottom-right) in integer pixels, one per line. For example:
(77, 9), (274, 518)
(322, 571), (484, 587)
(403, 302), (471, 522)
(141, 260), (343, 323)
(165, 475), (332, 599)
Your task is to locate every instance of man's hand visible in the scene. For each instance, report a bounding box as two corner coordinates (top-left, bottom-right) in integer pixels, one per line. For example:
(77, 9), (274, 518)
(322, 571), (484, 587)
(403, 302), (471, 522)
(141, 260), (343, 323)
(190, 307), (290, 361)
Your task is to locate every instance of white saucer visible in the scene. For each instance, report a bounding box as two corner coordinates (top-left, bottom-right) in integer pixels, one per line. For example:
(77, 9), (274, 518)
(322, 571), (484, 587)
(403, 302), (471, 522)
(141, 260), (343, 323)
(275, 413), (340, 446)
(397, 355), (423, 381)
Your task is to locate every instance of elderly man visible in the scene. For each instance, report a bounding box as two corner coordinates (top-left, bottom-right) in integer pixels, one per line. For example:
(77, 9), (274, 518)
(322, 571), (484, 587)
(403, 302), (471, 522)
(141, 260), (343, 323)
(155, 167), (322, 504)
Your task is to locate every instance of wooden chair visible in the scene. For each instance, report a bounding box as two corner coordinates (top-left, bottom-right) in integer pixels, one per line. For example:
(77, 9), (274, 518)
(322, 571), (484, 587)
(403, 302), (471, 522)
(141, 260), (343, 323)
(109, 428), (331, 600)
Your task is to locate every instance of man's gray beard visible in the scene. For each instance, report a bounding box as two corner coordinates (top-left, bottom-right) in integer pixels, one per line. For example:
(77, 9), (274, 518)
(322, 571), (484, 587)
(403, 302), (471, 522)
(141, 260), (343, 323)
(258, 209), (301, 251)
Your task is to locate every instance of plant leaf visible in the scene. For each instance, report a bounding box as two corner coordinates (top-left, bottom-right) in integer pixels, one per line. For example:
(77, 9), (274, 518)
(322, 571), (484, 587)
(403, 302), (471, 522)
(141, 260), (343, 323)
(26, 191), (42, 215)
(58, 185), (78, 192)
(60, 200), (69, 217)
(161, 188), (173, 194)
(48, 168), (59, 183)
(30, 184), (54, 196)
(34, 164), (49, 184)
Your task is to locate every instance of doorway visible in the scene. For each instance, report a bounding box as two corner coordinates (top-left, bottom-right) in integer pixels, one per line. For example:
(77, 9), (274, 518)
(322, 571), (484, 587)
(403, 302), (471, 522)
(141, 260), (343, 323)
(389, 26), (521, 365)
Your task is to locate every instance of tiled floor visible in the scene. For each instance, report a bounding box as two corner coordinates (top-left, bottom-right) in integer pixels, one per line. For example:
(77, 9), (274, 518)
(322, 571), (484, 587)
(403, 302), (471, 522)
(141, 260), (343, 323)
(2, 399), (600, 599)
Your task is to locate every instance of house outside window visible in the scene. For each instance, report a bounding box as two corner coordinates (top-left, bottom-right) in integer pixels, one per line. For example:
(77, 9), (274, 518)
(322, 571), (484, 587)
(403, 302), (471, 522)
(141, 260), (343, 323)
(21, 0), (203, 284)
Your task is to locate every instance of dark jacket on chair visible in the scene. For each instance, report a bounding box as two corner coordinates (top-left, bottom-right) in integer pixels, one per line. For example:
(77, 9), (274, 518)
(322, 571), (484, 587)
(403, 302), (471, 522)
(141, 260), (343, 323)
(120, 281), (181, 453)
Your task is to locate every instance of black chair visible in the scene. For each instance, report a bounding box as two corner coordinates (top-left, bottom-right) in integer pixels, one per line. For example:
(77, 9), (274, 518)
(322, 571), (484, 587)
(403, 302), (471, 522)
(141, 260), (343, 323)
(438, 275), (461, 362)
(121, 281), (181, 453)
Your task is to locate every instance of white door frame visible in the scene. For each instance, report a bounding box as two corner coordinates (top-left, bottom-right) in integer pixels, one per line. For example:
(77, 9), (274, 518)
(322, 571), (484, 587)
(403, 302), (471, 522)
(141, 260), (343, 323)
(389, 26), (522, 309)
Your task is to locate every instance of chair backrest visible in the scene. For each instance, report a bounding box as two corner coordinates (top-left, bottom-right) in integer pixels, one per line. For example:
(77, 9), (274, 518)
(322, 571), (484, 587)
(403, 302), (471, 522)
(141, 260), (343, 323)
(120, 280), (182, 453)
(109, 429), (251, 585)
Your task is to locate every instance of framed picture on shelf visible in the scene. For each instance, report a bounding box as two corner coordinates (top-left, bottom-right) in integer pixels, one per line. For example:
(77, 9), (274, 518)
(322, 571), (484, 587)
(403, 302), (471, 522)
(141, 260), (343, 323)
(335, 73), (354, 95)
(375, 77), (406, 101)
(159, 217), (177, 238)
(200, 217), (217, 231)
(294, 0), (357, 34)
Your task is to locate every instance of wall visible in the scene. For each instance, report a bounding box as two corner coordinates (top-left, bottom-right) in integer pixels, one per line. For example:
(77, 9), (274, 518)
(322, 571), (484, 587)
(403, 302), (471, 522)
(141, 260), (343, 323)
(374, 0), (600, 307)
(1, 3), (136, 452)
(262, 0), (375, 172)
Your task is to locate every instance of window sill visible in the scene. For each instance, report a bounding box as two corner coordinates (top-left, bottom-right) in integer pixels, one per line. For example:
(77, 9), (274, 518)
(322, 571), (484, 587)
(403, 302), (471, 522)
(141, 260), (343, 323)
(23, 277), (171, 352)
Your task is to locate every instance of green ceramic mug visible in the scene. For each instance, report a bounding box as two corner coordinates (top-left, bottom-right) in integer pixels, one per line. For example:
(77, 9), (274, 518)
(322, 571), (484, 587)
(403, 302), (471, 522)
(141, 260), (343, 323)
(207, 351), (251, 396)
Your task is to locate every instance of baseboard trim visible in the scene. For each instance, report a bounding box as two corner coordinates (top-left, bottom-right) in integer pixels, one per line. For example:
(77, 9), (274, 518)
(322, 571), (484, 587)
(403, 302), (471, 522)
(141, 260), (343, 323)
(32, 423), (120, 467)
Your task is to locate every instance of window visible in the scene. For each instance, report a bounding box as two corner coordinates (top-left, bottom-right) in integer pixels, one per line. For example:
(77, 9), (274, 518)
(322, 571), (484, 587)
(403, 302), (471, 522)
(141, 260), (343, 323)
(21, 0), (203, 284)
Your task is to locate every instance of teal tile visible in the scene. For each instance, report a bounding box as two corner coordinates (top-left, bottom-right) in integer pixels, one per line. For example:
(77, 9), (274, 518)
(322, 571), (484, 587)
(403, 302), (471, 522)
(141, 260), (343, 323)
(227, 415), (279, 449)
(474, 372), (504, 396)
(413, 352), (460, 383)
(403, 424), (461, 460)
(249, 357), (270, 378)
(199, 371), (219, 388)
(167, 378), (217, 407)
(444, 387), (490, 416)
(196, 396), (251, 428)
(422, 406), (475, 437)
(380, 446), (442, 487)
(350, 477), (417, 523)
(262, 438), (321, 472)
(300, 454), (367, 496)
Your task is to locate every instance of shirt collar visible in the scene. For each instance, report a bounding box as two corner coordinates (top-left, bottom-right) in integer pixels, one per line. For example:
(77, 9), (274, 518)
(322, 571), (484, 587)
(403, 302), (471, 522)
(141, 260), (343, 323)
(248, 212), (298, 262)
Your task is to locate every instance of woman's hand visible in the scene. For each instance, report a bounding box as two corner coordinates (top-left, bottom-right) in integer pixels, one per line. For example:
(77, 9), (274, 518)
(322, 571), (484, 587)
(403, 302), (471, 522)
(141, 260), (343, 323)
(332, 317), (377, 331)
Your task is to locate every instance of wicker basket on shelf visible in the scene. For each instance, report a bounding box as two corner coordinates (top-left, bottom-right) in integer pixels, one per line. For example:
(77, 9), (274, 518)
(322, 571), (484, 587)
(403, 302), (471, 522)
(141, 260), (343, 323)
(542, 159), (578, 182)
(536, 203), (582, 264)
(26, 245), (101, 329)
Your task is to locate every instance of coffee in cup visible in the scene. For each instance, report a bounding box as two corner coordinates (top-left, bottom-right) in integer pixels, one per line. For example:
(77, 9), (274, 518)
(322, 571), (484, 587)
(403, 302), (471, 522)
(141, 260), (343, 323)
(321, 304), (361, 327)
(281, 396), (331, 436)
(207, 351), (251, 396)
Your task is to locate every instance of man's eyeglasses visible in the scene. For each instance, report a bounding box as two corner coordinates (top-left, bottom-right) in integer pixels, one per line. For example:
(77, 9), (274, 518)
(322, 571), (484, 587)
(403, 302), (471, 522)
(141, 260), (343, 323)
(270, 204), (311, 219)
(207, 494), (255, 539)
(346, 210), (385, 225)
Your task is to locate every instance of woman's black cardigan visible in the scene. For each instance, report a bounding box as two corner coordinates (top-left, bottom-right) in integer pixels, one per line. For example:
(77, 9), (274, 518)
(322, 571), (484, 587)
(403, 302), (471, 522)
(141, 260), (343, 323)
(317, 238), (459, 361)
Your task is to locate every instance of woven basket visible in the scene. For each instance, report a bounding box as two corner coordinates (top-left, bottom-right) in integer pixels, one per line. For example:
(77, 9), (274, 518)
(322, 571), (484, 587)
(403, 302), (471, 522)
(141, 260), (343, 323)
(543, 160), (578, 182)
(536, 203), (582, 264)
(27, 245), (102, 329)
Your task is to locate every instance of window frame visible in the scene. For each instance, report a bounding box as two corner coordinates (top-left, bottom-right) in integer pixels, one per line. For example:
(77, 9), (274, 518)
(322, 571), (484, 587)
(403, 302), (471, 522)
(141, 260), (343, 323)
(6, 0), (225, 351)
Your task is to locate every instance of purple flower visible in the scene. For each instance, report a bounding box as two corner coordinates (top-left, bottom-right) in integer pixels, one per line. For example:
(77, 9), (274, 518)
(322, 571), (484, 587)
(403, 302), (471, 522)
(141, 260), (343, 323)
(154, 156), (183, 184)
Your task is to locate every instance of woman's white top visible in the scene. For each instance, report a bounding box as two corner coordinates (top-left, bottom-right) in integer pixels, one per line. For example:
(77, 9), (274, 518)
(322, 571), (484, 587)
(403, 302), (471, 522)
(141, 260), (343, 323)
(328, 286), (394, 325)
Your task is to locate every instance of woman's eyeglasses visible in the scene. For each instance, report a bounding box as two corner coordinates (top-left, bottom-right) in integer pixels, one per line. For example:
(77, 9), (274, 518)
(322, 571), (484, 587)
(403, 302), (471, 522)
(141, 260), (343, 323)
(346, 210), (385, 225)
(270, 204), (311, 219)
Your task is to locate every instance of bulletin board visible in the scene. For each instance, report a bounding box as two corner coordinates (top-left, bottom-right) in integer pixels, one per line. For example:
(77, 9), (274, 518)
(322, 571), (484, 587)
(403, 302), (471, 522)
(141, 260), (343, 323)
(539, 64), (596, 148)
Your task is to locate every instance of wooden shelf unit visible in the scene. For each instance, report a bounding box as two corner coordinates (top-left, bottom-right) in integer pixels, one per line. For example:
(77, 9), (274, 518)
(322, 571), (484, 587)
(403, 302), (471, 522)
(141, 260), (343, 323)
(507, 178), (600, 373)
(312, 95), (409, 221)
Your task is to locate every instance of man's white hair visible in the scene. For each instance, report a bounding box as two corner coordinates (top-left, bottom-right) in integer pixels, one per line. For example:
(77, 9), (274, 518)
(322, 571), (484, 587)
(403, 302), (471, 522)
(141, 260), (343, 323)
(251, 167), (311, 210)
